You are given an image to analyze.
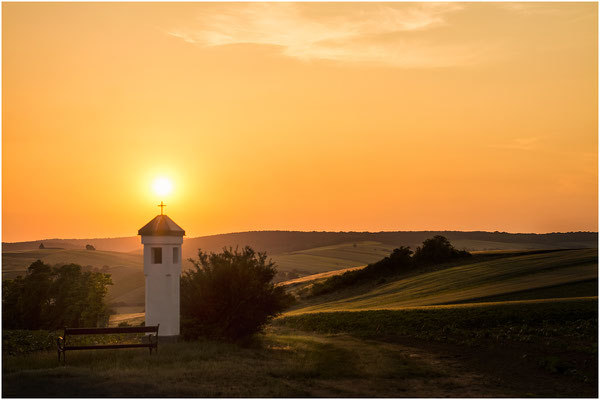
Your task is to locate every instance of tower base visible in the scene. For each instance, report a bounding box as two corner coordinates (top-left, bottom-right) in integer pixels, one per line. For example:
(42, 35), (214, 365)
(157, 335), (180, 343)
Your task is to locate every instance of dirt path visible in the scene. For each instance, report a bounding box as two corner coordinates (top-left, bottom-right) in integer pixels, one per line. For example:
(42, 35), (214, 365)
(108, 312), (145, 326)
(269, 330), (597, 397)
(279, 265), (365, 286)
(267, 331), (518, 397)
(371, 335), (598, 398)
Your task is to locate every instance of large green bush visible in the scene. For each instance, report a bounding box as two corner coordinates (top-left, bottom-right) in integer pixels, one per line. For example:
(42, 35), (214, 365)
(2, 260), (113, 330)
(2, 330), (58, 355)
(181, 246), (294, 341)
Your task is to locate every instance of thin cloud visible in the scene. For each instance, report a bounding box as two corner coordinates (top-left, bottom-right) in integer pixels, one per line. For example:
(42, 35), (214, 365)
(491, 137), (540, 151)
(499, 3), (544, 15)
(498, 2), (594, 23)
(166, 3), (479, 68)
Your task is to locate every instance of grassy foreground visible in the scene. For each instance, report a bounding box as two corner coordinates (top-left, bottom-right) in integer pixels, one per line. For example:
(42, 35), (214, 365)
(3, 330), (455, 397)
(3, 248), (597, 397)
(4, 298), (597, 397)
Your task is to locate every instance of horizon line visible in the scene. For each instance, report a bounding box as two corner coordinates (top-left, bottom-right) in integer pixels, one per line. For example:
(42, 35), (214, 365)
(3, 229), (598, 244)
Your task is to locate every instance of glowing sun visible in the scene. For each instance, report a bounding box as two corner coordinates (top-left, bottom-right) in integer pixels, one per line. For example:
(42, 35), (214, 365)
(153, 177), (173, 197)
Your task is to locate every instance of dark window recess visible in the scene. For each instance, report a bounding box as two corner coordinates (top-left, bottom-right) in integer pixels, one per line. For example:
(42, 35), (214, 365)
(152, 247), (162, 264)
(173, 247), (179, 263)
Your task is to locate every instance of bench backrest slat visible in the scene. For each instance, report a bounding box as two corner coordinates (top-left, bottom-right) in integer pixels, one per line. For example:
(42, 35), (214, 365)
(65, 326), (159, 335)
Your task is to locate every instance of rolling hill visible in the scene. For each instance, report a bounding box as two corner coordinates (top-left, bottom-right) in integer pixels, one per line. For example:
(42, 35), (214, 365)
(270, 241), (397, 279)
(3, 232), (597, 316)
(287, 248), (598, 315)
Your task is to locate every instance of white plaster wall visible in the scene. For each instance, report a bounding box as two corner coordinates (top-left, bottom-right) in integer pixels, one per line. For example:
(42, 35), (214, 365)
(142, 235), (183, 337)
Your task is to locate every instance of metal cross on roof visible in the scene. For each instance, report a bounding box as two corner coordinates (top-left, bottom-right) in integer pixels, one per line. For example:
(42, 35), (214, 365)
(158, 201), (166, 215)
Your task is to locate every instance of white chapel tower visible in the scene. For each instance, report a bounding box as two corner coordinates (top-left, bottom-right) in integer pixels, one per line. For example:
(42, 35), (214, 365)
(138, 202), (185, 337)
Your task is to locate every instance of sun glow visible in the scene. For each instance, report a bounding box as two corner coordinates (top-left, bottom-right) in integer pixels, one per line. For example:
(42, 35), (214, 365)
(153, 177), (173, 197)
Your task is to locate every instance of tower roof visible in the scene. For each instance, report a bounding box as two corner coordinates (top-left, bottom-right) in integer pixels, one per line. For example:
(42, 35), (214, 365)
(138, 215), (185, 236)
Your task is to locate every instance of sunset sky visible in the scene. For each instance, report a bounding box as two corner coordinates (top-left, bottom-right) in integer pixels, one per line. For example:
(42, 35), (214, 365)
(2, 2), (597, 242)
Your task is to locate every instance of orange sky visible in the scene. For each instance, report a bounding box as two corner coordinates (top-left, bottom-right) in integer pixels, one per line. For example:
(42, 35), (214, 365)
(2, 2), (598, 242)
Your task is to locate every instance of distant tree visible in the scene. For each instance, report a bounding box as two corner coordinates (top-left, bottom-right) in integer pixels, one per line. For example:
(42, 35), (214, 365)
(86, 244), (96, 251)
(362, 246), (413, 275)
(310, 236), (471, 297)
(38, 243), (45, 249)
(2, 260), (113, 330)
(413, 235), (471, 265)
(181, 246), (294, 341)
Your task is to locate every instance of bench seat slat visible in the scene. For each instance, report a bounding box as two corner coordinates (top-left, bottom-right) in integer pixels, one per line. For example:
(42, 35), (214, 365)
(64, 343), (156, 351)
(65, 326), (158, 335)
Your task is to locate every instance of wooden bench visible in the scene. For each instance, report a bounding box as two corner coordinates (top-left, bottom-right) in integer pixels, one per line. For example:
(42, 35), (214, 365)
(56, 325), (159, 363)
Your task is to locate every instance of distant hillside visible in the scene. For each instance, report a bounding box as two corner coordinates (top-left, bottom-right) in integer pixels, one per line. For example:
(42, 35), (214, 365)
(288, 248), (598, 314)
(4, 230), (596, 256)
(181, 231), (598, 261)
(2, 237), (140, 253)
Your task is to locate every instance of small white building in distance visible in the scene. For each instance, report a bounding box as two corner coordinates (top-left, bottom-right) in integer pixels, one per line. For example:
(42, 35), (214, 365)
(138, 205), (185, 337)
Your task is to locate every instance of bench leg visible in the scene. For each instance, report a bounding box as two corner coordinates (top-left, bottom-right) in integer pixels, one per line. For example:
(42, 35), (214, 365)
(57, 350), (65, 365)
(149, 335), (157, 355)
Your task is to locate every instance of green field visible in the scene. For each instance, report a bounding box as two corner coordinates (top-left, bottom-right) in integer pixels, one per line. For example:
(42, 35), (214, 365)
(448, 279), (598, 304)
(289, 249), (598, 314)
(272, 241), (397, 276)
(278, 298), (598, 347)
